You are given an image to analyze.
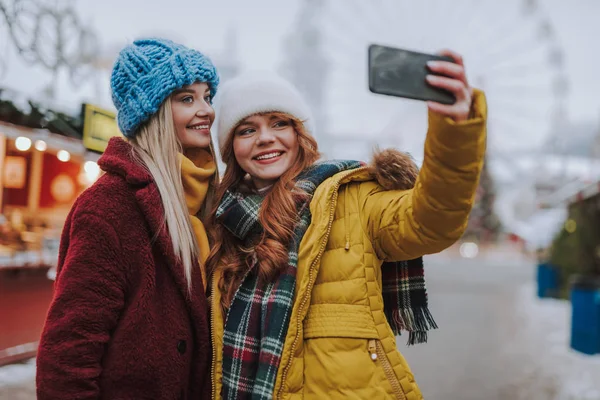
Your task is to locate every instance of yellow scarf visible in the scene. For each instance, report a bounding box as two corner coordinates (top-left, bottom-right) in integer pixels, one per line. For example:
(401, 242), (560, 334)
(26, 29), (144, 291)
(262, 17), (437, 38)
(179, 148), (216, 291)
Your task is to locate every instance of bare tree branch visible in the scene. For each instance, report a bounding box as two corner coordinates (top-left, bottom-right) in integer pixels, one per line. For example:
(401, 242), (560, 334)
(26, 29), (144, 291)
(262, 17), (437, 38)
(0, 0), (100, 94)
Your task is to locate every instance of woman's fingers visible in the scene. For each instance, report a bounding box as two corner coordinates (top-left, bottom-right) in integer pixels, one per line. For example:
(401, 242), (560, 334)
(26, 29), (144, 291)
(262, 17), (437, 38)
(426, 61), (467, 86)
(423, 49), (473, 121)
(437, 49), (465, 67)
(425, 63), (472, 122)
(426, 75), (469, 100)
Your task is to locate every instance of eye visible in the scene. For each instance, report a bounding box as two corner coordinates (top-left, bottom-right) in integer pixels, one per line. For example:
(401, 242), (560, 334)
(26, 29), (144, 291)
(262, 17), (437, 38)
(273, 120), (290, 128)
(237, 128), (255, 136)
(204, 94), (212, 103)
(181, 95), (193, 104)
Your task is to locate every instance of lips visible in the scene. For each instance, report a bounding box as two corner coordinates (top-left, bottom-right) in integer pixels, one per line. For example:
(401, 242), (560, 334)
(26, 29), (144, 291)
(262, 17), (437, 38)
(187, 123), (210, 130)
(253, 151), (283, 161)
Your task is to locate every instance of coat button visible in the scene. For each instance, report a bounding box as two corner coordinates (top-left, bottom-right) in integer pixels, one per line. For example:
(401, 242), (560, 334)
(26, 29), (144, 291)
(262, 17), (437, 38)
(177, 340), (187, 354)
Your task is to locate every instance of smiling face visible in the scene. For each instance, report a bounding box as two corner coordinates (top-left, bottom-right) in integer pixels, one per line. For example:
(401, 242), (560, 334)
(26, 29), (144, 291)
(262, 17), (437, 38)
(170, 82), (215, 150)
(232, 113), (300, 189)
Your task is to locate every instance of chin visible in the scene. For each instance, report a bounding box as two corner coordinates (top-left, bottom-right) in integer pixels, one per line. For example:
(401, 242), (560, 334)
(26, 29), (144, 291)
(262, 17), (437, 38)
(257, 169), (287, 182)
(187, 139), (212, 149)
(262, 174), (284, 182)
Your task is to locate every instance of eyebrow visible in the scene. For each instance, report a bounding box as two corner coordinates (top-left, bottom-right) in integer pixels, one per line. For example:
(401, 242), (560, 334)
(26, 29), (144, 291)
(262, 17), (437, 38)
(172, 88), (195, 95)
(237, 114), (285, 128)
(236, 121), (255, 129)
(268, 115), (286, 121)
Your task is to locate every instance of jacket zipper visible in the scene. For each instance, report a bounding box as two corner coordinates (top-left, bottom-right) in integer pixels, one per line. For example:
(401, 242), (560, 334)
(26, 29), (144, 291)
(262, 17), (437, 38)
(210, 278), (218, 400)
(368, 339), (407, 400)
(276, 167), (367, 399)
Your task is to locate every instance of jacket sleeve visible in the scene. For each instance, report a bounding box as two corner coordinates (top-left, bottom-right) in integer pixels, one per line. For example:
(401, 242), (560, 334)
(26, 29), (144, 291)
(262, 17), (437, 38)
(359, 89), (487, 261)
(36, 206), (127, 400)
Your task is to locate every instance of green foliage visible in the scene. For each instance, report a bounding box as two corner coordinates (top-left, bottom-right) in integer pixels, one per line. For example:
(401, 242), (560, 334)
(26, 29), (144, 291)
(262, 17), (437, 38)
(0, 89), (82, 138)
(463, 159), (502, 243)
(549, 198), (600, 298)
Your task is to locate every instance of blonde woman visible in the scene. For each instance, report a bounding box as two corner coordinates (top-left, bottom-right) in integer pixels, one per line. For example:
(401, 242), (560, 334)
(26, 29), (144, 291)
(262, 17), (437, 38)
(36, 38), (219, 400)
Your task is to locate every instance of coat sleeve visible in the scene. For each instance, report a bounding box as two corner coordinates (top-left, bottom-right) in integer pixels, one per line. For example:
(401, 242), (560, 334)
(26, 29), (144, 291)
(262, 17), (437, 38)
(36, 206), (127, 400)
(359, 89), (487, 261)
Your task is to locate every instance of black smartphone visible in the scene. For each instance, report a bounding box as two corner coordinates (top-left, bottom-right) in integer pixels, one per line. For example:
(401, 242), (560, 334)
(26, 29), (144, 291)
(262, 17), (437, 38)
(368, 44), (456, 105)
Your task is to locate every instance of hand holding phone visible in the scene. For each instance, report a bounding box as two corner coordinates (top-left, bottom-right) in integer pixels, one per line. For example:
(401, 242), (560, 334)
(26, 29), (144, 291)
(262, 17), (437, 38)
(425, 49), (473, 122)
(368, 45), (473, 122)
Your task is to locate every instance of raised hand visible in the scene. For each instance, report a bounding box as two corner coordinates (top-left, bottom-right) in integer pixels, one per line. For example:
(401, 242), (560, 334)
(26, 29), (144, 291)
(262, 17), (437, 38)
(425, 49), (473, 122)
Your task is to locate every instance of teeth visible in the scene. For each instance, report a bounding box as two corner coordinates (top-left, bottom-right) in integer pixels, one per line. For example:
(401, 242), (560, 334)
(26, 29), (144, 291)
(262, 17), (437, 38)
(256, 152), (282, 160)
(189, 124), (209, 130)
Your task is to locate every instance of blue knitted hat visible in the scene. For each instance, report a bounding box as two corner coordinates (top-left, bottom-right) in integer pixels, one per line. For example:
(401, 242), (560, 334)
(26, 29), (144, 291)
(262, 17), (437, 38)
(110, 38), (220, 138)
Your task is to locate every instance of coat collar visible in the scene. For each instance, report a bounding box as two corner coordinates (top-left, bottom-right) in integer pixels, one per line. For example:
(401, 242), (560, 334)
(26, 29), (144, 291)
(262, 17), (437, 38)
(98, 137), (153, 186)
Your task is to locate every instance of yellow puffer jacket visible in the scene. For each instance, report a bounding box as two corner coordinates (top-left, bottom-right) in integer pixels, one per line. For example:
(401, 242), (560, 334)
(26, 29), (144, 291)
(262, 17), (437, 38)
(211, 90), (487, 399)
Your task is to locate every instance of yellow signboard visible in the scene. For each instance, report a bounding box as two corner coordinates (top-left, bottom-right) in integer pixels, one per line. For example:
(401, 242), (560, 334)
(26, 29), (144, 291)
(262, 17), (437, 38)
(82, 104), (122, 153)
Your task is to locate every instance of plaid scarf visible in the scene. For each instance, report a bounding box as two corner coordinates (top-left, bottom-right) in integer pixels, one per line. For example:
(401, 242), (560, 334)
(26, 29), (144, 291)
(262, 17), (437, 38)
(216, 160), (436, 400)
(382, 257), (438, 345)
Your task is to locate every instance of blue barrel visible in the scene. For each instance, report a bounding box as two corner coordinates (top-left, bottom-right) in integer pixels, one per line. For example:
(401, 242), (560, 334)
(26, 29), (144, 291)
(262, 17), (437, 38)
(536, 263), (559, 299)
(570, 277), (600, 355)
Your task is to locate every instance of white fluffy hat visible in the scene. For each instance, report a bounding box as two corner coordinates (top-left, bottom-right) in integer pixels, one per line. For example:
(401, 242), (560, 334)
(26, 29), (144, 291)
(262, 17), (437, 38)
(215, 72), (315, 152)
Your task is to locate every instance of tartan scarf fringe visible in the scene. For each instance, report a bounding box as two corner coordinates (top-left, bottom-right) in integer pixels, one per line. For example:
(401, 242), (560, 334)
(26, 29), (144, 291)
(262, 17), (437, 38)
(380, 255), (437, 345)
(386, 306), (438, 345)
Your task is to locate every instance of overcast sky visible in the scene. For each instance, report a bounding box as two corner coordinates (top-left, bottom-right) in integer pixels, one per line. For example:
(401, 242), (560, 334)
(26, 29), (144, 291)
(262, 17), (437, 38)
(1, 0), (598, 158)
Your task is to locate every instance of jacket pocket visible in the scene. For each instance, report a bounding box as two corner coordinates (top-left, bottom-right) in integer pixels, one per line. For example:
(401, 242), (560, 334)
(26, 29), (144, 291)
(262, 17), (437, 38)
(368, 339), (407, 400)
(302, 304), (407, 399)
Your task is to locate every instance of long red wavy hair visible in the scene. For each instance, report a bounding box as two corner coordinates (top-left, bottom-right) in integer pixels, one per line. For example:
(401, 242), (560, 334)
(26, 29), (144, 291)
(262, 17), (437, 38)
(206, 112), (320, 309)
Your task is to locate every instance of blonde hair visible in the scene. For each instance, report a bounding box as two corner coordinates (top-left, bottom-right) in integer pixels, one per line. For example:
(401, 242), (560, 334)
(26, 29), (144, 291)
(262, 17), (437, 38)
(130, 97), (218, 291)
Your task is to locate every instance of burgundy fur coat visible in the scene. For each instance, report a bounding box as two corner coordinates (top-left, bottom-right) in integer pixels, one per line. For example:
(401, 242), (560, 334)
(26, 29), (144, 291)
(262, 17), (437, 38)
(36, 138), (211, 400)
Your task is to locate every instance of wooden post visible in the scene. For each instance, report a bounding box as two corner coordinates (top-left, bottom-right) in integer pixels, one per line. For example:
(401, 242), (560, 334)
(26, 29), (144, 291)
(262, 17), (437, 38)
(27, 146), (43, 214)
(0, 134), (6, 212)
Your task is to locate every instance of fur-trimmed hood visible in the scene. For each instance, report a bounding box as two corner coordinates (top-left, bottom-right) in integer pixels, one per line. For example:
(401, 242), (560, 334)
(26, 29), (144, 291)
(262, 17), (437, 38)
(366, 148), (419, 191)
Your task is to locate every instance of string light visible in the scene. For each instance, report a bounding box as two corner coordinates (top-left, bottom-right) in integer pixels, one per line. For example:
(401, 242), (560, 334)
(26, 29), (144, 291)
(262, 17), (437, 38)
(57, 150), (71, 162)
(15, 136), (32, 151)
(35, 140), (47, 151)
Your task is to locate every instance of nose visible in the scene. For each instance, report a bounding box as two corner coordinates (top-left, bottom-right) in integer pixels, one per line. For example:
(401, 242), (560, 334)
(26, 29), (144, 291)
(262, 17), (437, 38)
(256, 127), (275, 145)
(195, 101), (213, 118)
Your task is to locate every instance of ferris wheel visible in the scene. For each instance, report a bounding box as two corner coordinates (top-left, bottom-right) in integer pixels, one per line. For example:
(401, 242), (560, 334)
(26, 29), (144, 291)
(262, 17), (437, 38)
(317, 0), (567, 163)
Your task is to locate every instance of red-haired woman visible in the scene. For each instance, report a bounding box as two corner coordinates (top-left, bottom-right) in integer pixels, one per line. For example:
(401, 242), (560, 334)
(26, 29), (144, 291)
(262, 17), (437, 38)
(207, 51), (487, 400)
